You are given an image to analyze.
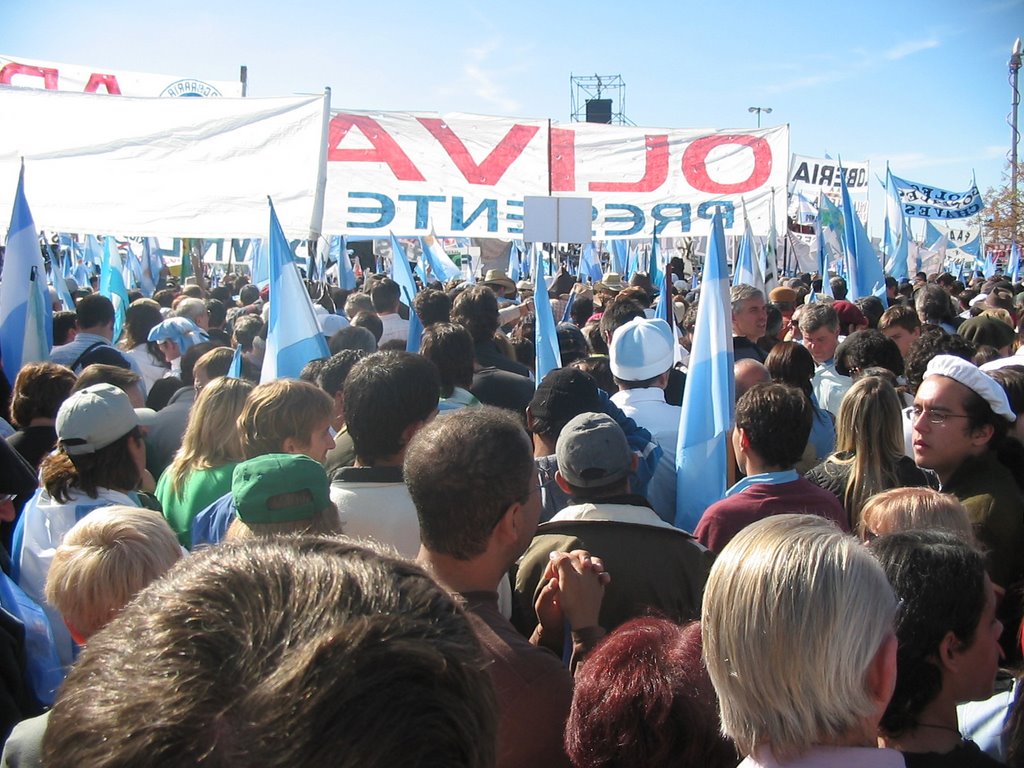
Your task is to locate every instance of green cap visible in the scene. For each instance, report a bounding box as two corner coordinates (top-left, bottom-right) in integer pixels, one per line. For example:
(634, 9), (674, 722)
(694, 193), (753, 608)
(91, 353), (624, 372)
(232, 454), (331, 525)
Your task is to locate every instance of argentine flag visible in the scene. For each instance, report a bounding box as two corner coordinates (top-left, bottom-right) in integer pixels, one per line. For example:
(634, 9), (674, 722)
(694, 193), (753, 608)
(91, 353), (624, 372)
(840, 163), (887, 305)
(0, 165), (52, 386)
(883, 167), (910, 282)
(675, 211), (735, 532)
(532, 244), (562, 385)
(260, 199), (330, 383)
(419, 230), (461, 282)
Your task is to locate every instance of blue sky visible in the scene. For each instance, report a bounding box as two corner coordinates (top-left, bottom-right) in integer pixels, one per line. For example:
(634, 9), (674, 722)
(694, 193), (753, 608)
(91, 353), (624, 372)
(3, 0), (1021, 236)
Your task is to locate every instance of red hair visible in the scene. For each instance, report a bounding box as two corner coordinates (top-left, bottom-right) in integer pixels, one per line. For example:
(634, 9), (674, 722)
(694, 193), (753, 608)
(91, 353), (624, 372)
(565, 618), (739, 768)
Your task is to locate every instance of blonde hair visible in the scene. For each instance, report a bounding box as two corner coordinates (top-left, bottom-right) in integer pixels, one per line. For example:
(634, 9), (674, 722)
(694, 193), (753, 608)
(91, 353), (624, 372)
(165, 377), (253, 495)
(238, 380), (333, 459)
(701, 515), (897, 761)
(44, 506), (182, 639)
(860, 487), (975, 544)
(224, 500), (343, 541)
(829, 376), (905, 530)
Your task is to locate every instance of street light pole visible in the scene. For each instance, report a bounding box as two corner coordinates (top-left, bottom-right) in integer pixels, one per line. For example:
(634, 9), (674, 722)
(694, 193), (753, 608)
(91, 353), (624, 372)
(1010, 37), (1022, 255)
(748, 106), (772, 128)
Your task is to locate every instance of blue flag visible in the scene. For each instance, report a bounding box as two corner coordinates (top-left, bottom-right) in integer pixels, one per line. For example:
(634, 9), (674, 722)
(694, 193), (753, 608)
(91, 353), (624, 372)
(260, 199), (330, 383)
(839, 164), (886, 305)
(418, 232), (461, 282)
(0, 164), (51, 385)
(329, 236), (357, 290)
(507, 242), (521, 282)
(611, 240), (628, 276)
(1011, 242), (1021, 285)
(404, 288), (424, 354)
(100, 237), (130, 343)
(578, 243), (602, 283)
(227, 344), (243, 379)
(650, 236), (664, 290)
(560, 291), (576, 324)
(675, 211), (735, 532)
(47, 244), (75, 312)
(883, 167), (910, 282)
(655, 260), (672, 324)
(732, 200), (763, 291)
(815, 210), (834, 299)
(532, 245), (562, 386)
(388, 234), (419, 305)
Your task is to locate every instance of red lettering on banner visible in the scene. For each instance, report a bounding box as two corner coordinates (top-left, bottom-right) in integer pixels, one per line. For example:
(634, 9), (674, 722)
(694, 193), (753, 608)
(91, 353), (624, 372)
(327, 114), (425, 182)
(0, 63), (59, 89)
(589, 135), (669, 193)
(549, 127), (576, 192)
(417, 118), (539, 186)
(84, 73), (122, 94)
(682, 135), (772, 194)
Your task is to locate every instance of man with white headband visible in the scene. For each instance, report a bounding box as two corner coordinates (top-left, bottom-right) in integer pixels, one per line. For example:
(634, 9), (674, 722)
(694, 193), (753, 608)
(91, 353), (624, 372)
(909, 354), (1024, 655)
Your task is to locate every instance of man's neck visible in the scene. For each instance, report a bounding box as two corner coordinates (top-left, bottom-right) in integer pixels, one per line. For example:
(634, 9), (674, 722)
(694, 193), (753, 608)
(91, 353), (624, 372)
(741, 455), (787, 477)
(416, 547), (505, 595)
(78, 326), (112, 342)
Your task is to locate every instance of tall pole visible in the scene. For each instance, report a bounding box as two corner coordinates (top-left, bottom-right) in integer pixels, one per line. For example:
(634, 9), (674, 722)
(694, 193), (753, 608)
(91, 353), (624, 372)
(1010, 38), (1021, 255)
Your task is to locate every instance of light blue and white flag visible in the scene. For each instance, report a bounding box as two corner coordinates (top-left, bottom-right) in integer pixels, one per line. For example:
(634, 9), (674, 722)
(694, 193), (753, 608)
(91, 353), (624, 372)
(840, 164), (886, 305)
(47, 244), (75, 312)
(328, 236), (357, 290)
(732, 200), (763, 292)
(248, 238), (269, 289)
(883, 167), (910, 282)
(419, 231), (461, 282)
(404, 287), (424, 354)
(578, 243), (602, 283)
(814, 212), (834, 299)
(610, 240), (629, 277)
(260, 199), (329, 383)
(649, 237), (665, 290)
(100, 236), (130, 343)
(675, 211), (734, 532)
(227, 344), (243, 379)
(1011, 242), (1021, 285)
(984, 253), (997, 279)
(389, 234), (419, 306)
(0, 165), (51, 385)
(762, 195), (779, 292)
(507, 241), (521, 282)
(532, 244), (562, 386)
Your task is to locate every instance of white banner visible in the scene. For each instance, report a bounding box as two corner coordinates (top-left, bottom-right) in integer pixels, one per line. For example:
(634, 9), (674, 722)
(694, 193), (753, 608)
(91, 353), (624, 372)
(0, 88), (326, 239)
(789, 154), (869, 222)
(554, 123), (789, 238)
(324, 110), (549, 238)
(323, 112), (789, 239)
(0, 53), (242, 97)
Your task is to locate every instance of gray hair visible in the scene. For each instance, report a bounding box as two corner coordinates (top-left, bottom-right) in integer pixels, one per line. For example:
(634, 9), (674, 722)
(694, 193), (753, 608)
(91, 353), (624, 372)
(702, 514), (897, 761)
(730, 284), (764, 315)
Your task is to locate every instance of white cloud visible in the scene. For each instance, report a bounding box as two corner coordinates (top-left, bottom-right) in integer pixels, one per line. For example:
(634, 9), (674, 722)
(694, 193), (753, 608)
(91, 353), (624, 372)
(882, 39), (940, 61)
(446, 38), (522, 114)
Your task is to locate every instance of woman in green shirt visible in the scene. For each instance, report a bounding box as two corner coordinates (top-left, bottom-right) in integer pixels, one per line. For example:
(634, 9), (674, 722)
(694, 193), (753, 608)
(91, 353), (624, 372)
(156, 377), (253, 546)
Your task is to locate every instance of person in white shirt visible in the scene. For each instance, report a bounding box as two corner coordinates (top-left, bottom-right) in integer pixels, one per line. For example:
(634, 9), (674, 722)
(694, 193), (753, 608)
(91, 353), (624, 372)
(371, 277), (410, 345)
(609, 317), (680, 525)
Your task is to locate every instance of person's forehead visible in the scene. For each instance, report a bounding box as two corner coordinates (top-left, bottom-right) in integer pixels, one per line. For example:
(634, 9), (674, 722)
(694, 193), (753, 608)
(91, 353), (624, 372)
(916, 374), (971, 405)
(742, 297), (765, 310)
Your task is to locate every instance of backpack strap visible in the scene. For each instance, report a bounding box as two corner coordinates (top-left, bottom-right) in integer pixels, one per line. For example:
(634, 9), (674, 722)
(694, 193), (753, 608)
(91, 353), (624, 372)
(67, 341), (107, 372)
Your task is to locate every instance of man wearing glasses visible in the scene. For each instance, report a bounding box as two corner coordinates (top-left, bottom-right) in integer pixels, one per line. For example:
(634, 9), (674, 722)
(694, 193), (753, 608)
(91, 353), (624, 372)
(908, 354), (1024, 657)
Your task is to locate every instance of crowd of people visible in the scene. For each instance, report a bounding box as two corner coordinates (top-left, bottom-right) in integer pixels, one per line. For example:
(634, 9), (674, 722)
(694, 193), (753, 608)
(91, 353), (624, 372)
(0, 249), (1021, 767)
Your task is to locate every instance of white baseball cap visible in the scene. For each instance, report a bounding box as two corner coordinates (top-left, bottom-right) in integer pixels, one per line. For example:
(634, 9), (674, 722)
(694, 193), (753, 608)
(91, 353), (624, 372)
(56, 384), (157, 455)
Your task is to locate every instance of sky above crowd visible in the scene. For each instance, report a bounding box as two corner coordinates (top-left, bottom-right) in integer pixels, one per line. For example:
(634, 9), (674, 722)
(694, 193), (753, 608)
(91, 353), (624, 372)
(3, 0), (1022, 236)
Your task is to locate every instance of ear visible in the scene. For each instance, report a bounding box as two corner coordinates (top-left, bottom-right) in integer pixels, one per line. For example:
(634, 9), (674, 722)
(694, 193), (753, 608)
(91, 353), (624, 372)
(280, 435), (301, 455)
(969, 422), (995, 448)
(492, 500), (522, 547)
(735, 427), (751, 452)
(554, 471), (572, 494)
(865, 632), (899, 713)
(936, 629), (961, 674)
(524, 406), (536, 432)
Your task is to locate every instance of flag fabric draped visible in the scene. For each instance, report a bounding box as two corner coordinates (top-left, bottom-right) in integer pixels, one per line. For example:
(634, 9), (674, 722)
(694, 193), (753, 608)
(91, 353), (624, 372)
(0, 165), (51, 386)
(388, 234), (419, 305)
(532, 244), (562, 385)
(1011, 242), (1021, 285)
(506, 242), (521, 282)
(610, 240), (628, 276)
(675, 211), (735, 532)
(227, 344), (243, 379)
(419, 231), (461, 282)
(732, 200), (763, 291)
(578, 243), (602, 283)
(839, 164), (886, 305)
(47, 244), (75, 311)
(404, 287), (424, 354)
(883, 167), (910, 282)
(100, 236), (130, 343)
(329, 236), (357, 290)
(260, 199), (329, 383)
(649, 237), (664, 290)
(762, 196), (779, 292)
(249, 238), (269, 289)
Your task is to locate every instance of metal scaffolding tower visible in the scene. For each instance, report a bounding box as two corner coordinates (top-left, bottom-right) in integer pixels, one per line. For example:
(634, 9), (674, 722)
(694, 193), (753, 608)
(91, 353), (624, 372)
(570, 74), (634, 125)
